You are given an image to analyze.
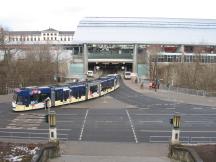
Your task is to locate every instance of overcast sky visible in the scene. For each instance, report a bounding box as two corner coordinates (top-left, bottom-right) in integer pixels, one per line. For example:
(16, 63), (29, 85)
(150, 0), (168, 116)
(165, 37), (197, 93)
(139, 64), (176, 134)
(1, 0), (216, 31)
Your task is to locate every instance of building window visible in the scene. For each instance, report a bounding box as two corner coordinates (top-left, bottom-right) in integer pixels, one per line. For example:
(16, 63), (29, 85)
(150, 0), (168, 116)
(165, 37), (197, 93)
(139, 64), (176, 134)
(47, 33), (49, 36)
(64, 37), (66, 41)
(51, 37), (53, 40)
(38, 37), (40, 41)
(51, 33), (53, 36)
(43, 33), (46, 36)
(61, 38), (63, 41)
(34, 38), (36, 41)
(55, 37), (57, 40)
(31, 37), (33, 41)
(54, 33), (57, 36)
(68, 38), (70, 41)
(44, 37), (46, 41)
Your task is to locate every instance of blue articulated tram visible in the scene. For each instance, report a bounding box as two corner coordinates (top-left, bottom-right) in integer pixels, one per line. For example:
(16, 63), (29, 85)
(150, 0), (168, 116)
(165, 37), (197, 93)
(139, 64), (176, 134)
(12, 74), (120, 111)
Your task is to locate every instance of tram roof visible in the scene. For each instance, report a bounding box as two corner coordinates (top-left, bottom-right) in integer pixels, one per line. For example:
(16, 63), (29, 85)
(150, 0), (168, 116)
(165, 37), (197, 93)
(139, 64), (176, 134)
(74, 17), (216, 46)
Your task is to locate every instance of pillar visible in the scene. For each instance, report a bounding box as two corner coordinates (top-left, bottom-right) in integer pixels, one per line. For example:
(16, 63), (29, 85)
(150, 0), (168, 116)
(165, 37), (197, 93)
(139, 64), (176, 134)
(133, 44), (138, 73)
(83, 44), (88, 78)
(49, 127), (57, 142)
(171, 129), (180, 144)
(180, 45), (185, 63)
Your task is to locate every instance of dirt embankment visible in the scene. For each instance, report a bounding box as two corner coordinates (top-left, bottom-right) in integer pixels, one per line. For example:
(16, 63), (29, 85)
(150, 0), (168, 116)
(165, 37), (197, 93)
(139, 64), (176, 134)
(188, 145), (216, 162)
(0, 142), (42, 162)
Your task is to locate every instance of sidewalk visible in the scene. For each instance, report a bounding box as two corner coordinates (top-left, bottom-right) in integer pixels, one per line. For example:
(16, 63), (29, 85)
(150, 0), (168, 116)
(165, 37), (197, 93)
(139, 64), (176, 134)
(49, 141), (172, 162)
(0, 94), (12, 103)
(123, 79), (216, 107)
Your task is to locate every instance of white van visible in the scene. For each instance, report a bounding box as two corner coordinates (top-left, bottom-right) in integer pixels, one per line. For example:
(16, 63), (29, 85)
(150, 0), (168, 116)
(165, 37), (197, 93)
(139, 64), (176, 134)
(87, 71), (94, 77)
(124, 71), (131, 80)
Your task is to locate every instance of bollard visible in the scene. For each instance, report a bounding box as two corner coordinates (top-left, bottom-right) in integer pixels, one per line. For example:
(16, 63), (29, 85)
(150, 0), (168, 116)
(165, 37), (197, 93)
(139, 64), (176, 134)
(170, 115), (181, 144)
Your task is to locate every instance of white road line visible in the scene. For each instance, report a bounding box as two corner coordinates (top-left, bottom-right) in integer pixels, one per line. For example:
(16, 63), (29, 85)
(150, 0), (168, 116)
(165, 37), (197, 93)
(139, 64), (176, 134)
(135, 114), (171, 116)
(139, 130), (171, 133)
(139, 108), (150, 110)
(134, 113), (216, 116)
(193, 107), (203, 110)
(138, 120), (163, 123)
(95, 120), (119, 123)
(0, 127), (71, 131)
(126, 110), (138, 143)
(57, 114), (79, 116)
(57, 121), (74, 123)
(79, 109), (89, 141)
(165, 108), (176, 110)
(184, 121), (214, 124)
(139, 130), (216, 133)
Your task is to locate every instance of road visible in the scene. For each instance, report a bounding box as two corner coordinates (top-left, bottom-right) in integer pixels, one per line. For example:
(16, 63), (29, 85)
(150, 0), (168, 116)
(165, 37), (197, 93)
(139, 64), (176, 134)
(0, 81), (215, 143)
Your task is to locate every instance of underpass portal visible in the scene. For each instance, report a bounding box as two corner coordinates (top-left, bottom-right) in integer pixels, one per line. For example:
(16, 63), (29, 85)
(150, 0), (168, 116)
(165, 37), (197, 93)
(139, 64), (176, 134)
(88, 63), (132, 75)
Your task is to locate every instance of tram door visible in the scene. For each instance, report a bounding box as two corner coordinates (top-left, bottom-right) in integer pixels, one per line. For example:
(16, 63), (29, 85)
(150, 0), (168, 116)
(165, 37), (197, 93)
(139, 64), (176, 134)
(63, 88), (70, 103)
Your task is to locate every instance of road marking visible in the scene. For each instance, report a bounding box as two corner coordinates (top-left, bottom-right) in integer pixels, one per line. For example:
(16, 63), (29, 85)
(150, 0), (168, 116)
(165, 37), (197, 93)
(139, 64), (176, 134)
(166, 108), (176, 110)
(139, 108), (150, 110)
(126, 110), (138, 143)
(0, 127), (71, 131)
(139, 130), (171, 133)
(79, 109), (89, 141)
(95, 120), (119, 123)
(193, 107), (203, 110)
(57, 114), (79, 116)
(212, 108), (216, 110)
(134, 113), (216, 116)
(135, 114), (171, 116)
(138, 120), (163, 123)
(57, 121), (74, 123)
(184, 121), (214, 124)
(139, 129), (216, 133)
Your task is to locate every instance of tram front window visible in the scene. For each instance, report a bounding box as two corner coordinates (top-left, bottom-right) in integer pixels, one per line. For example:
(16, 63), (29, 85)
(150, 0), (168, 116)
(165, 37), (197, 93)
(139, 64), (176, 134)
(16, 95), (24, 105)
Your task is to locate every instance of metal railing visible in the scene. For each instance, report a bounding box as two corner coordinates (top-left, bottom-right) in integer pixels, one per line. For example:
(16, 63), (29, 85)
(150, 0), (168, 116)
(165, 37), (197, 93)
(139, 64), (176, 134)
(149, 135), (216, 144)
(0, 131), (69, 141)
(160, 84), (216, 97)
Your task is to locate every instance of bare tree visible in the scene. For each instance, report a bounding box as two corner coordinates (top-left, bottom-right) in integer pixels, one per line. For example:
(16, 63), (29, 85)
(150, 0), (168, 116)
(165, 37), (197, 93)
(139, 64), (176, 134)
(146, 45), (162, 91)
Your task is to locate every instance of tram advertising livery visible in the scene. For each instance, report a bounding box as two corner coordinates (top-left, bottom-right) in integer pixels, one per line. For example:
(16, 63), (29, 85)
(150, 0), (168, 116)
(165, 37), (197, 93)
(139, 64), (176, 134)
(12, 74), (120, 111)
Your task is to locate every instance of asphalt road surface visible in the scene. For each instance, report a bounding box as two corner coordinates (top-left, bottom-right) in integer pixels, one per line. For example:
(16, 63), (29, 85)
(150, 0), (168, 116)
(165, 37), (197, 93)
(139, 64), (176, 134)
(0, 81), (215, 143)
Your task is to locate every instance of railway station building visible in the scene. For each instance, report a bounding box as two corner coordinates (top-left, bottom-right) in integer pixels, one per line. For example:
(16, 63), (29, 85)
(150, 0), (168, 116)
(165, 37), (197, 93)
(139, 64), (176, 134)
(71, 17), (216, 78)
(2, 17), (216, 79)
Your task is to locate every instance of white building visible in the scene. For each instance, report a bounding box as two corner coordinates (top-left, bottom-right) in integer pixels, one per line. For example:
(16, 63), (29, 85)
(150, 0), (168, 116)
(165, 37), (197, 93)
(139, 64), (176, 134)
(8, 28), (74, 44)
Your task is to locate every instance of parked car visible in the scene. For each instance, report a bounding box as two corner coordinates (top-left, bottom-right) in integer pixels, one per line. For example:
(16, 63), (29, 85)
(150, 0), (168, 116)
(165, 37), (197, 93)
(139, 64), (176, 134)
(124, 71), (131, 80)
(87, 71), (94, 77)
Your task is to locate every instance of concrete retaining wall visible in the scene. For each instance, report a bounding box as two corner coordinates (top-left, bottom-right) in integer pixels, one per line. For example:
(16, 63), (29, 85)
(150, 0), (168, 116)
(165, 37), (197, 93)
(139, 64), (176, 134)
(31, 141), (60, 162)
(169, 144), (203, 162)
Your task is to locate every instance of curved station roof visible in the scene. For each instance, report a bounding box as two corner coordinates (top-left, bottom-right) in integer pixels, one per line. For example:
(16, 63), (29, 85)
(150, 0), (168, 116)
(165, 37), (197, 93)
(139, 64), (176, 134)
(74, 17), (216, 45)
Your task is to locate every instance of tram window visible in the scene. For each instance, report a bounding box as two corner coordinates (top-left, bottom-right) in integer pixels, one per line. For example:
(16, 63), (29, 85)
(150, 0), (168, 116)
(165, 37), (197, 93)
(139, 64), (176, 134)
(80, 86), (86, 96)
(64, 91), (70, 100)
(90, 85), (98, 93)
(38, 93), (49, 102)
(30, 94), (39, 104)
(55, 90), (63, 101)
(71, 87), (78, 99)
(16, 95), (24, 105)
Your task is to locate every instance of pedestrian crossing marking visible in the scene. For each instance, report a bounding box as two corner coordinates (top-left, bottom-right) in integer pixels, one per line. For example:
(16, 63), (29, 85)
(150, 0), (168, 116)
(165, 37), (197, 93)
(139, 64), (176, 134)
(6, 113), (44, 129)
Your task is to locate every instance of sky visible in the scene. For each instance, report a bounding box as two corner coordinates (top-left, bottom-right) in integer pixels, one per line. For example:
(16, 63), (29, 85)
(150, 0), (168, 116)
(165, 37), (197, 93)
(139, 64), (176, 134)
(1, 0), (216, 31)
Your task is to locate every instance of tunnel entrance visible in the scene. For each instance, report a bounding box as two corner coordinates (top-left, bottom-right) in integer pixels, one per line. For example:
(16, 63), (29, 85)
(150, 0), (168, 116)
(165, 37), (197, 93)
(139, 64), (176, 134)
(88, 63), (132, 75)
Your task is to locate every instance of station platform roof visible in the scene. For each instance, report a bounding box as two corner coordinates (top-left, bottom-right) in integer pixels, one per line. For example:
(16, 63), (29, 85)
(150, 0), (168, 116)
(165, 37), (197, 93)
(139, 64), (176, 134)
(74, 17), (216, 45)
